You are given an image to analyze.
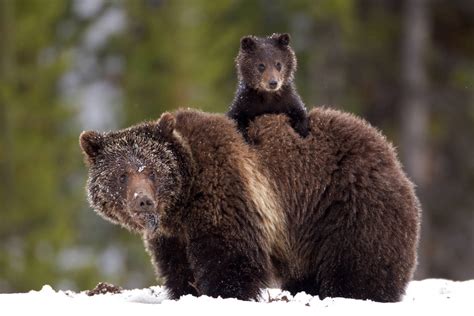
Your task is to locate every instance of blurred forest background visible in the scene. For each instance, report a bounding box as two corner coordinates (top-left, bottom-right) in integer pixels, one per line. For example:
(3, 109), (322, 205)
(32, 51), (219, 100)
(0, 0), (473, 293)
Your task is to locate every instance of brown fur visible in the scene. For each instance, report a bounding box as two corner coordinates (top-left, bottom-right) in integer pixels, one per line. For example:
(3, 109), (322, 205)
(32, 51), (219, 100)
(227, 33), (309, 139)
(80, 108), (420, 302)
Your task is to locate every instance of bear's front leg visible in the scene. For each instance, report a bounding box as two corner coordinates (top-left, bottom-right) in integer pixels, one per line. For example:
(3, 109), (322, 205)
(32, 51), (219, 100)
(145, 234), (198, 299)
(236, 117), (252, 141)
(286, 105), (309, 138)
(187, 234), (268, 301)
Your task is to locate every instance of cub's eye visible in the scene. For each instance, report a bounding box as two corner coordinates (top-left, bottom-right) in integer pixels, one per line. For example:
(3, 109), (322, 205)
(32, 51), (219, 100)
(258, 64), (265, 73)
(276, 62), (282, 71)
(119, 173), (128, 184)
(148, 170), (156, 181)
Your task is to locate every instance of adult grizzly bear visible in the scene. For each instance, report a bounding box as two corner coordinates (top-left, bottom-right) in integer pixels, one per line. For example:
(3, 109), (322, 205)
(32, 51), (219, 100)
(79, 108), (420, 302)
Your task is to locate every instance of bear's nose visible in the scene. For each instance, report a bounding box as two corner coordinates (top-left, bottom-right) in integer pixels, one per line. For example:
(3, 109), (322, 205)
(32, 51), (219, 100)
(268, 80), (278, 89)
(133, 194), (155, 212)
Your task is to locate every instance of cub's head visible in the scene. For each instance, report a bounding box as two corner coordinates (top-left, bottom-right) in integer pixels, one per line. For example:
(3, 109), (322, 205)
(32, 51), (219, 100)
(236, 33), (297, 92)
(79, 113), (187, 234)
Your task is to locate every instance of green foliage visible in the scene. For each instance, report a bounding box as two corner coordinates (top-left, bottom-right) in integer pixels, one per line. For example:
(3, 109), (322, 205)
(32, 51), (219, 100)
(0, 0), (83, 291)
(121, 0), (252, 122)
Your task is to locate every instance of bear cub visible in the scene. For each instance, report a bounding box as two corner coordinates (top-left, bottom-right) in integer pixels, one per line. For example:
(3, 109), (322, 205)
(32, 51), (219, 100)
(227, 33), (309, 139)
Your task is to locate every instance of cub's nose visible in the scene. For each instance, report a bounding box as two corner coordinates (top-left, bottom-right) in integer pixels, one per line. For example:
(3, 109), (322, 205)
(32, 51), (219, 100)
(268, 80), (278, 89)
(133, 194), (155, 212)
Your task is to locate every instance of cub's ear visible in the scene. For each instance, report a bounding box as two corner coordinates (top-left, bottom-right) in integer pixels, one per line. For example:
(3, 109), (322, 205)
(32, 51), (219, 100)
(241, 36), (256, 52)
(273, 33), (290, 47)
(157, 112), (176, 136)
(79, 131), (104, 160)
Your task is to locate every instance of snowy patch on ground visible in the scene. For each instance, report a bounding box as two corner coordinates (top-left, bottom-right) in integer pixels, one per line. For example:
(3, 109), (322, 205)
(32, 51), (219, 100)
(0, 279), (472, 315)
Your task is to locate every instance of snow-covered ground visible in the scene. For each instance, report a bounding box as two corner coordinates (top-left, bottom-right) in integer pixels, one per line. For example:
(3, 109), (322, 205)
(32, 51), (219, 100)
(0, 279), (472, 315)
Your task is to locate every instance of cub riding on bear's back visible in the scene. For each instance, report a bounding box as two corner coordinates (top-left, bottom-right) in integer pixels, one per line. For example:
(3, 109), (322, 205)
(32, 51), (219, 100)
(227, 33), (309, 140)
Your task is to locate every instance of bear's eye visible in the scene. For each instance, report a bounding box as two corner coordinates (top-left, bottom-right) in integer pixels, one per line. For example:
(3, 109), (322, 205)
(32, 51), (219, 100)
(276, 62), (282, 71)
(119, 173), (128, 184)
(148, 170), (156, 182)
(258, 64), (265, 73)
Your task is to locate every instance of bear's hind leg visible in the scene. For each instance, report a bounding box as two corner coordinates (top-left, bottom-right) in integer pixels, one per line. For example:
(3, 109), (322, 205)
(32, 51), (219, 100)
(317, 262), (404, 302)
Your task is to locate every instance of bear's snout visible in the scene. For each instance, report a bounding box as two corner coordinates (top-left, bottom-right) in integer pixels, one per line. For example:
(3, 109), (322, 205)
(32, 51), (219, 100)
(129, 191), (159, 231)
(132, 193), (155, 213)
(126, 172), (157, 219)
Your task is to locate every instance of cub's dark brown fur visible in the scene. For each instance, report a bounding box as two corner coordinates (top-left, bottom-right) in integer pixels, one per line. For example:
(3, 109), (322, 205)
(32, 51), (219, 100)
(80, 108), (420, 302)
(227, 33), (309, 140)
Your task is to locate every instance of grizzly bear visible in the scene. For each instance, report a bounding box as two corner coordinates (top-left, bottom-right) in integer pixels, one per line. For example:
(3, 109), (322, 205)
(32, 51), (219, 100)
(79, 108), (420, 302)
(227, 33), (309, 139)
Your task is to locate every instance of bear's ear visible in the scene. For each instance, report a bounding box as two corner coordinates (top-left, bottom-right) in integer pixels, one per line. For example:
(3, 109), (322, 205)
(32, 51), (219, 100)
(79, 131), (104, 160)
(157, 112), (176, 136)
(241, 36), (256, 52)
(273, 33), (290, 47)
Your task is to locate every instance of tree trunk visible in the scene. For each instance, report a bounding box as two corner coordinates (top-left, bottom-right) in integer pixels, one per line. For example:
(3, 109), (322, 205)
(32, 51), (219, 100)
(400, 0), (430, 279)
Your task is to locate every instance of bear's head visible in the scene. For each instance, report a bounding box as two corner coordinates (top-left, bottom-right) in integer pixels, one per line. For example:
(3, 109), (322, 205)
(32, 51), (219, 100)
(236, 33), (297, 93)
(79, 113), (190, 235)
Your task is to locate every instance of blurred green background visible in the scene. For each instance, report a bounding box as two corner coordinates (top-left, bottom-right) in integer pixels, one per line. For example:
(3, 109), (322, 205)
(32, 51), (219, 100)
(0, 0), (473, 293)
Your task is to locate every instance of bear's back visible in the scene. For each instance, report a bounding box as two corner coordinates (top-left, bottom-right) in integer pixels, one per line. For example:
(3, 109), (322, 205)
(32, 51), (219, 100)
(248, 107), (416, 221)
(247, 108), (420, 296)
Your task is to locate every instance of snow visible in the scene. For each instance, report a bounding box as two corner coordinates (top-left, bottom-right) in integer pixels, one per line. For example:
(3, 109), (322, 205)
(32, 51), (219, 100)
(0, 279), (472, 316)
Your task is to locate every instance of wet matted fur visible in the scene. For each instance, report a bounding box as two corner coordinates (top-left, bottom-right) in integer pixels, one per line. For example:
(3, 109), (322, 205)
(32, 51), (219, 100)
(80, 108), (420, 302)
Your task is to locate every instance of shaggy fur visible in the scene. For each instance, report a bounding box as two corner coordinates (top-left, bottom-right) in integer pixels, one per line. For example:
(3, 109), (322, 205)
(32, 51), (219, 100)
(80, 108), (421, 302)
(227, 33), (309, 140)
